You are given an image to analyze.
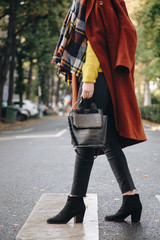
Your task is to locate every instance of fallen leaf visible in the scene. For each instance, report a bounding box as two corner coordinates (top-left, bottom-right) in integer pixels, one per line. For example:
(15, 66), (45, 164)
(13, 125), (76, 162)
(13, 224), (19, 226)
(40, 189), (45, 192)
(48, 229), (53, 232)
(0, 225), (4, 227)
(141, 174), (148, 178)
(114, 198), (120, 201)
(86, 205), (88, 208)
(155, 219), (160, 222)
(24, 205), (28, 208)
(135, 169), (140, 171)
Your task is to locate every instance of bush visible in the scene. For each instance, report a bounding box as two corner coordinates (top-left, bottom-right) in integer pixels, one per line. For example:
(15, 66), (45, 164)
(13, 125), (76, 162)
(151, 94), (160, 104)
(140, 104), (160, 123)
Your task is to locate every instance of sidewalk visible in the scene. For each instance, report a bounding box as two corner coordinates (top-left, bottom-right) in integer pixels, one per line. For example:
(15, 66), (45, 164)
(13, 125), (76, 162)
(0, 115), (61, 132)
(142, 119), (160, 131)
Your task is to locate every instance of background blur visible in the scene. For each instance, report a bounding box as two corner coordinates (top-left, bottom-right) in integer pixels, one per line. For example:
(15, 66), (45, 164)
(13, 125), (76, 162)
(0, 0), (160, 124)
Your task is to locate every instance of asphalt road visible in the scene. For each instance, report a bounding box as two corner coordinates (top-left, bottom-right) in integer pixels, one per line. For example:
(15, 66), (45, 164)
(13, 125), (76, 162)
(0, 116), (160, 240)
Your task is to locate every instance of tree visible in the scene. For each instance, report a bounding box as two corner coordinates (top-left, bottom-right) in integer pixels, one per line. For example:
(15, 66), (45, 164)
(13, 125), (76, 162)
(136, 0), (160, 106)
(0, 0), (72, 118)
(15, 49), (25, 106)
(0, 0), (18, 116)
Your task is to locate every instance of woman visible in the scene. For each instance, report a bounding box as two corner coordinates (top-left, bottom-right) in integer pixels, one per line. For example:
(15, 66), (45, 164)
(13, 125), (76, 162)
(47, 0), (147, 224)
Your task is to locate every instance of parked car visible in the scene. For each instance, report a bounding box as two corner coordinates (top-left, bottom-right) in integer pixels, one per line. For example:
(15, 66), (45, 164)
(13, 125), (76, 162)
(12, 99), (38, 117)
(16, 108), (28, 121)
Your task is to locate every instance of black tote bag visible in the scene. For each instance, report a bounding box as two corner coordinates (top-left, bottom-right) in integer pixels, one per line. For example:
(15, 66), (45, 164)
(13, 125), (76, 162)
(68, 99), (108, 148)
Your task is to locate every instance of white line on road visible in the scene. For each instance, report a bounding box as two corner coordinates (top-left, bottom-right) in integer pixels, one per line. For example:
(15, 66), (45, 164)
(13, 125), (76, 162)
(0, 129), (67, 141)
(53, 129), (67, 137)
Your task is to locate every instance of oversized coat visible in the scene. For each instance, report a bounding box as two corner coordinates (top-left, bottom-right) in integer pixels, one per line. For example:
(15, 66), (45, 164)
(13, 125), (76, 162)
(72, 0), (147, 148)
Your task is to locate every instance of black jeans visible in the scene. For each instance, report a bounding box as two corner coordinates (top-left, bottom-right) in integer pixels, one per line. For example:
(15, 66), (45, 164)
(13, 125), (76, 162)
(70, 73), (136, 196)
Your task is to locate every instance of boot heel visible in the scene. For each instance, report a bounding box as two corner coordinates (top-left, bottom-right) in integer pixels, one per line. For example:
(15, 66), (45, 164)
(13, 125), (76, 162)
(131, 208), (142, 222)
(74, 210), (85, 223)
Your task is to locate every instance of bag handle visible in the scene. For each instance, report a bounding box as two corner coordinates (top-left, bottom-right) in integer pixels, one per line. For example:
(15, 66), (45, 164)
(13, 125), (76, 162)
(69, 98), (82, 117)
(70, 98), (99, 115)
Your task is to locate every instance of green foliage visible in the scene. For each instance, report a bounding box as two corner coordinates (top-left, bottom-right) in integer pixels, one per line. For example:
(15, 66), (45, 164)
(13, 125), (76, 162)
(140, 104), (160, 123)
(0, 0), (72, 105)
(151, 93), (160, 104)
(136, 0), (160, 81)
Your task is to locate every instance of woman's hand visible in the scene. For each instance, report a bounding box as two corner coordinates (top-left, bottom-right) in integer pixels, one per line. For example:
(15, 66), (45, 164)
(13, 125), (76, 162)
(81, 82), (94, 99)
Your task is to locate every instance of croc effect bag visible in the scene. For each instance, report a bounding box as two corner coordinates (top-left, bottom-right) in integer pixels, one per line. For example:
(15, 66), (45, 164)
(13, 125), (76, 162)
(68, 99), (108, 148)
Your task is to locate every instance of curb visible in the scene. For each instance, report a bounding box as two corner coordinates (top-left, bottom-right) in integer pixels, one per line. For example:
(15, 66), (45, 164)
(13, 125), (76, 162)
(142, 119), (160, 132)
(0, 115), (62, 132)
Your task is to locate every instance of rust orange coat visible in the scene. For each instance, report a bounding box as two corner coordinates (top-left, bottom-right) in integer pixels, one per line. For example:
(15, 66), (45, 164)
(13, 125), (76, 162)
(72, 0), (147, 148)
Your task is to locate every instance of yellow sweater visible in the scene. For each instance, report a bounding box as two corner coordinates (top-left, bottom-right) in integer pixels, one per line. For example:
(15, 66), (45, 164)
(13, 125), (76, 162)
(82, 41), (102, 83)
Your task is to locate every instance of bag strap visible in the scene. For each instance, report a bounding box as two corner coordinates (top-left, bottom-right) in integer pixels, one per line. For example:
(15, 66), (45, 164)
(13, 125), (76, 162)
(69, 98), (82, 117)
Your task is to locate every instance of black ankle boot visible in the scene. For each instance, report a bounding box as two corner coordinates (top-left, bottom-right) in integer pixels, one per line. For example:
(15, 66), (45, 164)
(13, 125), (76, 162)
(105, 194), (142, 222)
(47, 196), (86, 224)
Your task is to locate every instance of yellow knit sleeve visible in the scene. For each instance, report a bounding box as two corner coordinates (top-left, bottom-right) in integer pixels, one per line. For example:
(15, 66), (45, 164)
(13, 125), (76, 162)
(82, 41), (101, 83)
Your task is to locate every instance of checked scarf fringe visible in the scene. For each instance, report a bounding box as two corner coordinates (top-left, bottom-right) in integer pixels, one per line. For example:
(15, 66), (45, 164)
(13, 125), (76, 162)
(52, 0), (87, 84)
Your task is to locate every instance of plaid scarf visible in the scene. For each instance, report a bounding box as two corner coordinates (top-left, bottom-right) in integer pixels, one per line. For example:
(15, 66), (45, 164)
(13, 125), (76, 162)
(52, 0), (87, 84)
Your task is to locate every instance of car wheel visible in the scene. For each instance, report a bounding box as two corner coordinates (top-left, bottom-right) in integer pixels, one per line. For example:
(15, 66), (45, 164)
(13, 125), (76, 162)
(17, 114), (24, 121)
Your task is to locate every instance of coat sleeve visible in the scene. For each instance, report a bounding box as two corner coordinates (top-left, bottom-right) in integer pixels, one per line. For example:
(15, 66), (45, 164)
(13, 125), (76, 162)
(114, 28), (137, 73)
(114, 0), (137, 73)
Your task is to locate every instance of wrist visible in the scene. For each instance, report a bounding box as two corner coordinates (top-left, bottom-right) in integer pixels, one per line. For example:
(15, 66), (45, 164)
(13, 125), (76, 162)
(82, 81), (95, 84)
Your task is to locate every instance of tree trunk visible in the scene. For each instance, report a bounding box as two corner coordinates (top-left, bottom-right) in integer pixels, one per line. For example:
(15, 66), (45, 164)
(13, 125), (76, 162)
(8, 37), (16, 106)
(0, 0), (17, 117)
(144, 78), (151, 106)
(15, 53), (24, 107)
(46, 78), (50, 106)
(26, 60), (33, 99)
(45, 67), (49, 106)
(19, 92), (23, 107)
(39, 66), (48, 105)
(0, 81), (4, 120)
(50, 68), (54, 105)
(56, 76), (61, 104)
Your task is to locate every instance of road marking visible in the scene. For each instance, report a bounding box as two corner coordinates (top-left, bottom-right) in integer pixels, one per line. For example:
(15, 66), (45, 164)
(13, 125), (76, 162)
(15, 194), (99, 240)
(0, 129), (67, 141)
(54, 129), (67, 137)
(155, 195), (160, 203)
(1, 128), (34, 134)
